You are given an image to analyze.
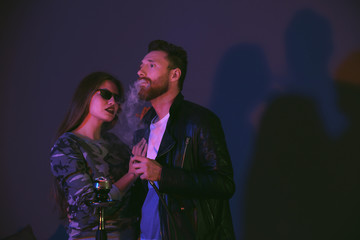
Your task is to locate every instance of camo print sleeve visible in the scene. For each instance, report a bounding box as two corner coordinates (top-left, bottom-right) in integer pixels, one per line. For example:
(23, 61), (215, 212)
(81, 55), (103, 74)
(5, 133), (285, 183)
(50, 133), (97, 231)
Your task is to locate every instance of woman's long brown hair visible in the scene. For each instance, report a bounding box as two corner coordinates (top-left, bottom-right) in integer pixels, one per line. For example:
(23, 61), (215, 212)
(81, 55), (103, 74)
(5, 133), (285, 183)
(51, 71), (124, 219)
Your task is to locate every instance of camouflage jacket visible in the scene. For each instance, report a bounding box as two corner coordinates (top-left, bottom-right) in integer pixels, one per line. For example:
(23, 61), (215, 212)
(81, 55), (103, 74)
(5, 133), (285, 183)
(50, 132), (137, 239)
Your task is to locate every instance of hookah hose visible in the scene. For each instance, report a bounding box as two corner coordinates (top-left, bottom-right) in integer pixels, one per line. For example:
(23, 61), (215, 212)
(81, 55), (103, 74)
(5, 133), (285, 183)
(149, 180), (178, 240)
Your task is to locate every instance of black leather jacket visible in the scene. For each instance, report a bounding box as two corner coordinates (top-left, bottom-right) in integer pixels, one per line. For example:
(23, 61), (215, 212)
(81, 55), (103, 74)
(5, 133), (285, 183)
(133, 93), (235, 240)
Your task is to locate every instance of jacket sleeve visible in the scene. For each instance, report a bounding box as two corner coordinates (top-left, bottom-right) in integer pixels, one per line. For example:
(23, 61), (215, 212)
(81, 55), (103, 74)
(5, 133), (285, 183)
(159, 114), (235, 199)
(50, 136), (96, 216)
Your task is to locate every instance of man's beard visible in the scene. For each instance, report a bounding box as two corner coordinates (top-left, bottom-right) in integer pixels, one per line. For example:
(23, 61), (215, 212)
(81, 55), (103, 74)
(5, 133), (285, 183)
(138, 77), (169, 101)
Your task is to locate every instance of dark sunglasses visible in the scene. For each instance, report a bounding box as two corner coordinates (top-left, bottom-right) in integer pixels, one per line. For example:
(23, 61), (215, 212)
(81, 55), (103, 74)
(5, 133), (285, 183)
(97, 89), (122, 104)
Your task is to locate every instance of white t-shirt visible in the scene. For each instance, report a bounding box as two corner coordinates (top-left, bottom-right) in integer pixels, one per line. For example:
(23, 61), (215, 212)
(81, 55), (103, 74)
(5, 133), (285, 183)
(140, 113), (170, 240)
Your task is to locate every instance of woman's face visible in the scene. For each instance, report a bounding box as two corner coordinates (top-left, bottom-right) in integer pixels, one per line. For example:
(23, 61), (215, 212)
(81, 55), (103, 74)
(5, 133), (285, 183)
(88, 80), (121, 123)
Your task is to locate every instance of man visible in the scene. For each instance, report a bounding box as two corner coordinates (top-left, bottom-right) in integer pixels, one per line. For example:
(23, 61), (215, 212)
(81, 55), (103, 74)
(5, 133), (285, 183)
(131, 39), (235, 240)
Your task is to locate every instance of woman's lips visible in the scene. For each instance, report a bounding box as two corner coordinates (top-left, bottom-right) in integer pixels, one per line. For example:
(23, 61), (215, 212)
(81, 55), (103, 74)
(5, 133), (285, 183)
(105, 107), (115, 114)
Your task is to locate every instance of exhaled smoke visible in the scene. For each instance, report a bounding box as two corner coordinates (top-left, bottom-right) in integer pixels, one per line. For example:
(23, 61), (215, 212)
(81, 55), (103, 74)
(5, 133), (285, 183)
(111, 81), (148, 146)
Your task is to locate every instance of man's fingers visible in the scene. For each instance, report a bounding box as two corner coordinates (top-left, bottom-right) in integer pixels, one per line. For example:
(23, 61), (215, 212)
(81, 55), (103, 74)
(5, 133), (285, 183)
(132, 156), (147, 163)
(132, 157), (146, 170)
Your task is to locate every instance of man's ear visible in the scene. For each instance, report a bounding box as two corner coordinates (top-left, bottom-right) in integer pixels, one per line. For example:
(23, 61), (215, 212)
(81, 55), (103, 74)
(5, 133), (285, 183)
(170, 68), (181, 82)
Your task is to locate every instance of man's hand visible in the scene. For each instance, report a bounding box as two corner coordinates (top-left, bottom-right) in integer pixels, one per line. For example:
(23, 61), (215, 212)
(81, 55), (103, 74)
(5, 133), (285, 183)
(131, 156), (162, 181)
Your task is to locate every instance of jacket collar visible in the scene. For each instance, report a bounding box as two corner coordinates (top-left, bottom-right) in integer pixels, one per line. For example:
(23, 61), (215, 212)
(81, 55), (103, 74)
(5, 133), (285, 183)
(142, 92), (184, 125)
(139, 93), (184, 162)
(169, 92), (184, 117)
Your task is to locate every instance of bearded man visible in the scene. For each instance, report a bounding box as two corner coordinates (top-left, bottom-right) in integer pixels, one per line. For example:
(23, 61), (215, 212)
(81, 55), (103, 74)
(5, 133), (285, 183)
(131, 39), (235, 240)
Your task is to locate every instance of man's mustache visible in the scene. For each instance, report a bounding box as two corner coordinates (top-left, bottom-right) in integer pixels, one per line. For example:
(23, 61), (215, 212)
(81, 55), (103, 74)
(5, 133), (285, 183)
(137, 77), (151, 82)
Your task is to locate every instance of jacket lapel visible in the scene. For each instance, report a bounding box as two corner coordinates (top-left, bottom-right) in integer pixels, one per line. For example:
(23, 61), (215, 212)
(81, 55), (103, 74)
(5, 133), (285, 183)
(157, 128), (176, 162)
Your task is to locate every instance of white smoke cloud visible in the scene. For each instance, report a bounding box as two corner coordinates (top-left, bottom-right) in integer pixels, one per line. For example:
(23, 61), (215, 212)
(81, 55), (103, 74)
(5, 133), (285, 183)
(111, 81), (149, 146)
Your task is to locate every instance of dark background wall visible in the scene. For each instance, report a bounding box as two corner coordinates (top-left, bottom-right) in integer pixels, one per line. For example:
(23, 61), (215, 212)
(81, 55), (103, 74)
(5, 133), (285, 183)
(0, 1), (359, 239)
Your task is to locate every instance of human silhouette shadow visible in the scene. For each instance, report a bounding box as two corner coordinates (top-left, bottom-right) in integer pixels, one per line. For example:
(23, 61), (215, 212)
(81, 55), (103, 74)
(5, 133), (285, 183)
(48, 224), (68, 240)
(244, 9), (344, 240)
(330, 51), (360, 240)
(210, 43), (272, 240)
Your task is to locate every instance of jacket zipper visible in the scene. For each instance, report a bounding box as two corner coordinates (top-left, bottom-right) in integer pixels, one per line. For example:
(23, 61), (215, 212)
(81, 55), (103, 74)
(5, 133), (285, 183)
(181, 137), (190, 168)
(205, 200), (215, 228)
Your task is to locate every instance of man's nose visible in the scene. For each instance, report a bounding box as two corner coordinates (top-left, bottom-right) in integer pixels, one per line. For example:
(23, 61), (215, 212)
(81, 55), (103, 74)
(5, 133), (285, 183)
(137, 67), (145, 78)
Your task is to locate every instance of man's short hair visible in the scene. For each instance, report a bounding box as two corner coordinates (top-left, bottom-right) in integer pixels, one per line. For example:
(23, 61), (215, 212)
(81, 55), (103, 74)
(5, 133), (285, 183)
(148, 40), (188, 91)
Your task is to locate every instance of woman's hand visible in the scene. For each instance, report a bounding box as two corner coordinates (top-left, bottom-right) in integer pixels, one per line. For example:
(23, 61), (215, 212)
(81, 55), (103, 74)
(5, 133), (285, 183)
(132, 138), (147, 157)
(114, 138), (148, 192)
(129, 138), (147, 176)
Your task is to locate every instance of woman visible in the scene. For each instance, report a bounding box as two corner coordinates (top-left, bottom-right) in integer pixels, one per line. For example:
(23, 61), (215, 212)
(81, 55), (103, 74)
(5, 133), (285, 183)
(50, 72), (146, 239)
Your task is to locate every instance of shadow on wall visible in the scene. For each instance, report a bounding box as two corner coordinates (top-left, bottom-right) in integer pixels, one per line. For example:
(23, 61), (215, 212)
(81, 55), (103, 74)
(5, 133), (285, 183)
(210, 43), (272, 240)
(0, 224), (67, 240)
(330, 51), (360, 240)
(244, 8), (353, 240)
(1, 225), (36, 240)
(48, 224), (68, 240)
